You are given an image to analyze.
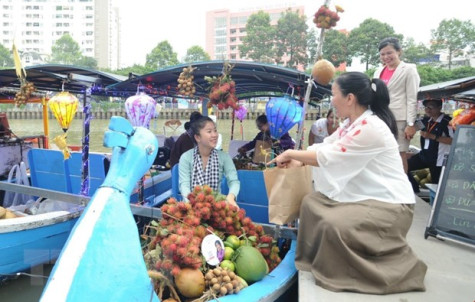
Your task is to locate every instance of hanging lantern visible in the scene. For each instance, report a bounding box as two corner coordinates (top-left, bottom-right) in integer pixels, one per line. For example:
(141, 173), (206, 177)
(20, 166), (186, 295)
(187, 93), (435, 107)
(48, 91), (79, 159)
(124, 92), (157, 128)
(49, 91), (78, 132)
(235, 105), (248, 122)
(265, 96), (303, 139)
(234, 104), (248, 141)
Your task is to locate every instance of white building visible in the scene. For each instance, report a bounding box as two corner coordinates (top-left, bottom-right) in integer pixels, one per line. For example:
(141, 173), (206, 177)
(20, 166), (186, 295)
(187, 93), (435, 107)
(0, 0), (119, 69)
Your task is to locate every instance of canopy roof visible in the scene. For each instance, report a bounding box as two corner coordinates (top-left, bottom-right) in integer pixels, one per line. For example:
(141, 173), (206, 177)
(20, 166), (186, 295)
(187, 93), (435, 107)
(0, 64), (127, 95)
(418, 76), (475, 102)
(106, 60), (332, 100)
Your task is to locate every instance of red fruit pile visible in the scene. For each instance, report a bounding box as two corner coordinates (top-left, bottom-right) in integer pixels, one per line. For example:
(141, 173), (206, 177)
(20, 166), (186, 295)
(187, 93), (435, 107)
(257, 235), (282, 271)
(313, 5), (344, 29)
(145, 185), (282, 280)
(204, 62), (238, 110)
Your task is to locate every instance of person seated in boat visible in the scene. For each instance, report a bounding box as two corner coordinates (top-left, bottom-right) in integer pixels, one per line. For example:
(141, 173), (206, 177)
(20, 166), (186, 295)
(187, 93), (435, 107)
(237, 114), (295, 156)
(407, 99), (453, 193)
(268, 72), (427, 294)
(179, 116), (239, 207)
(308, 108), (338, 146)
(169, 111), (202, 168)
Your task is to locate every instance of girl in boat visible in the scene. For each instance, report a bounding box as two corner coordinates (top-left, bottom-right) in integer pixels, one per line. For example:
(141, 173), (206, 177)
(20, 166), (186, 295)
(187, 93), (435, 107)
(179, 116), (240, 207)
(269, 72), (427, 294)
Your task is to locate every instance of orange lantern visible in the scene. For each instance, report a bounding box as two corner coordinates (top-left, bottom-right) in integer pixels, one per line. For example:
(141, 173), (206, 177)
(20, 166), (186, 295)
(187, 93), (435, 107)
(48, 91), (79, 159)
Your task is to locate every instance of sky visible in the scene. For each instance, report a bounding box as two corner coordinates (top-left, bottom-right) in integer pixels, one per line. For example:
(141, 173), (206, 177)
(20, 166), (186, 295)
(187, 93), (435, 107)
(115, 0), (475, 69)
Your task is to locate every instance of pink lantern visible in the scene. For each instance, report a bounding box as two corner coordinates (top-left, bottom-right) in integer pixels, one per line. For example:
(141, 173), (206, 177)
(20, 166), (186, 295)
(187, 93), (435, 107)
(124, 92), (157, 128)
(235, 105), (248, 122)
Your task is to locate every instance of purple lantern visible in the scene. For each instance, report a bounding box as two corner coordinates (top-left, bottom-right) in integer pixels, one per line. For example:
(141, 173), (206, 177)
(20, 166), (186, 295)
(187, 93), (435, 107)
(235, 105), (248, 122)
(265, 96), (303, 139)
(124, 92), (157, 128)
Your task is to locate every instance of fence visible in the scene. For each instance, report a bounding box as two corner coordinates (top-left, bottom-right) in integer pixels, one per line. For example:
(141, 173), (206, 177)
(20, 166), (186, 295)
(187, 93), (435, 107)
(1, 108), (323, 121)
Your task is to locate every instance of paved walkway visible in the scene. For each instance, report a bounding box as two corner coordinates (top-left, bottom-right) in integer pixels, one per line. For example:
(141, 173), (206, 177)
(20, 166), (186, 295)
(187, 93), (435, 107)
(299, 196), (475, 302)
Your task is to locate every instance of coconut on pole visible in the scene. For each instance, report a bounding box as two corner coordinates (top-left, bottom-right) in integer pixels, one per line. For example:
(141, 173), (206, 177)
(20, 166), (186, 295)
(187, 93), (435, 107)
(295, 0), (342, 149)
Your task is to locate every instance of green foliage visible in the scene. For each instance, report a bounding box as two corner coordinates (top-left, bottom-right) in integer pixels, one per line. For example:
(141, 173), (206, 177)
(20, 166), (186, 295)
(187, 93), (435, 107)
(239, 11), (276, 63)
(183, 45), (210, 63)
(306, 28), (319, 67)
(49, 34), (97, 68)
(274, 9), (308, 68)
(75, 56), (98, 69)
(113, 64), (152, 76)
(416, 65), (475, 86)
(145, 41), (179, 71)
(402, 38), (435, 64)
(49, 34), (82, 65)
(322, 29), (351, 67)
(0, 43), (14, 68)
(431, 19), (475, 70)
(347, 18), (402, 70)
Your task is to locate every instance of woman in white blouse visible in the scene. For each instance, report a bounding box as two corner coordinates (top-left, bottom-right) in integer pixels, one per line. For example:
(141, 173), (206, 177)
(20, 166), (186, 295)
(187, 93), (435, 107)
(269, 72), (427, 294)
(308, 109), (337, 146)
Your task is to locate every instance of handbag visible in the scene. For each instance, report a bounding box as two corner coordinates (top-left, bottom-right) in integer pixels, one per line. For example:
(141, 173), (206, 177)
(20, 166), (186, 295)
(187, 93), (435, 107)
(252, 140), (272, 164)
(263, 164), (313, 225)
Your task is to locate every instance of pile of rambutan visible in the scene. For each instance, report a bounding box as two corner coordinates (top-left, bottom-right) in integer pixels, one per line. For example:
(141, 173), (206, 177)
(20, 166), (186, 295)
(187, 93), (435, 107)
(142, 185), (283, 300)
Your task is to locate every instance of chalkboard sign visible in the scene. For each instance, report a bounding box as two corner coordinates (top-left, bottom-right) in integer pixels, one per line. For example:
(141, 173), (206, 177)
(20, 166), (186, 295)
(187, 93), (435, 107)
(425, 125), (475, 246)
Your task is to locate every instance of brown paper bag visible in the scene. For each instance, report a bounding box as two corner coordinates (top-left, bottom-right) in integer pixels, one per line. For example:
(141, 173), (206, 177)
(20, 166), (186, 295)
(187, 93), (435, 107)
(252, 140), (272, 164)
(263, 165), (313, 225)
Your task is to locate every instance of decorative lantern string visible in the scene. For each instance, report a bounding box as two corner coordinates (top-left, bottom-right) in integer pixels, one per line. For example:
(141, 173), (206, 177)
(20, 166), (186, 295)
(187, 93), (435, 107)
(80, 89), (92, 196)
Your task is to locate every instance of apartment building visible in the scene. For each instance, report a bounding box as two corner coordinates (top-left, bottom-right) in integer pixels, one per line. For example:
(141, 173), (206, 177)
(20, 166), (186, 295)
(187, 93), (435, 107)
(0, 0), (119, 69)
(205, 5), (304, 61)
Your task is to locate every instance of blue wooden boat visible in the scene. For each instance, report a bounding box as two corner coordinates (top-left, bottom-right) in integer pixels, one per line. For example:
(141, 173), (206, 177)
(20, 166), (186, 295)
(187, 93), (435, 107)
(40, 117), (298, 302)
(0, 182), (88, 281)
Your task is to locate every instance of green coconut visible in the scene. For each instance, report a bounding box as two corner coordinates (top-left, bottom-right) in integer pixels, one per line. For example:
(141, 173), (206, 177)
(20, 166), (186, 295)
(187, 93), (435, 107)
(232, 246), (268, 284)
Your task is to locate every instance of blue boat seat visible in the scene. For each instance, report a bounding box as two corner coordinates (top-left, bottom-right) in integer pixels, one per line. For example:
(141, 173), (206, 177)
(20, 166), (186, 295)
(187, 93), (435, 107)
(67, 152), (107, 196)
(28, 149), (71, 193)
(235, 170), (269, 224)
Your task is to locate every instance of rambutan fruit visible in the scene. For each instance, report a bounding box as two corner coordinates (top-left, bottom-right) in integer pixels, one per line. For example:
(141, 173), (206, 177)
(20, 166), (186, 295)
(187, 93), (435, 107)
(177, 247), (187, 257)
(178, 236), (190, 247)
(162, 260), (173, 271)
(171, 265), (181, 276)
(242, 217), (252, 226)
(193, 186), (202, 194)
(260, 248), (271, 256)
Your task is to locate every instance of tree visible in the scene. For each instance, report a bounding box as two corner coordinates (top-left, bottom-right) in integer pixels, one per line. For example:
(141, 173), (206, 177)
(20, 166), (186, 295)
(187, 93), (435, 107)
(0, 43), (13, 68)
(402, 38), (435, 64)
(431, 18), (475, 70)
(49, 34), (82, 64)
(183, 46), (210, 63)
(322, 29), (351, 68)
(347, 18), (401, 70)
(113, 64), (151, 77)
(145, 41), (179, 71)
(239, 11), (276, 63)
(306, 28), (319, 67)
(274, 9), (308, 68)
(75, 56), (98, 69)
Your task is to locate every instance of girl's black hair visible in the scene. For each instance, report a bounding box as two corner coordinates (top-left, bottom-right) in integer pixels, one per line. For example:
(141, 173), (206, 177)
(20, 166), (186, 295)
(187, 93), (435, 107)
(335, 72), (398, 138)
(190, 116), (214, 137)
(325, 108), (333, 118)
(378, 37), (402, 52)
(256, 114), (268, 125)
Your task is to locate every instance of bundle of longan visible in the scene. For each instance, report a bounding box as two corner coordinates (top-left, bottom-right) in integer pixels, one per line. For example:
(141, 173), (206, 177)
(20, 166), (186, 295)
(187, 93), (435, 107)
(201, 267), (243, 300)
(14, 81), (36, 107)
(177, 66), (196, 97)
